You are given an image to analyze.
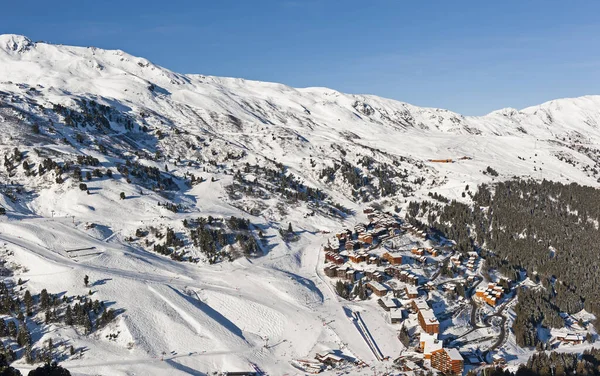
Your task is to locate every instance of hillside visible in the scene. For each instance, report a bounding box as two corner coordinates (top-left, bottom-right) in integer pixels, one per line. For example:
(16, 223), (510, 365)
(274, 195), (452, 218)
(1, 34), (600, 375)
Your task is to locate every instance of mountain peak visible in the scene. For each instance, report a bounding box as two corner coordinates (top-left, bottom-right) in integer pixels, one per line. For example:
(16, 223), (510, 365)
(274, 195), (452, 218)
(0, 34), (34, 53)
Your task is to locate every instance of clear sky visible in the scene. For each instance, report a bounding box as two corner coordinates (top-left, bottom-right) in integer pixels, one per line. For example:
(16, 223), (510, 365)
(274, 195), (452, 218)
(2, 0), (600, 115)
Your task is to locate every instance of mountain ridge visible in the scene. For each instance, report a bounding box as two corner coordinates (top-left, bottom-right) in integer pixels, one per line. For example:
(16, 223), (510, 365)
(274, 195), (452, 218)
(1, 33), (599, 131)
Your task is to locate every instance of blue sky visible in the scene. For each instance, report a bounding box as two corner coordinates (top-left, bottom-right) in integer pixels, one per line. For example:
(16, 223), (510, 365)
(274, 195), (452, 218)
(2, 0), (600, 115)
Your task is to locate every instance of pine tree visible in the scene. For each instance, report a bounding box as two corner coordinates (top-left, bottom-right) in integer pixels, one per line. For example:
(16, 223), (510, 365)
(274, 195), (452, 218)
(358, 280), (367, 300)
(40, 289), (49, 310)
(7, 321), (17, 338)
(83, 275), (89, 287)
(287, 222), (293, 234)
(64, 305), (73, 326)
(17, 324), (30, 347)
(25, 343), (34, 364)
(24, 290), (33, 315)
(84, 314), (93, 334)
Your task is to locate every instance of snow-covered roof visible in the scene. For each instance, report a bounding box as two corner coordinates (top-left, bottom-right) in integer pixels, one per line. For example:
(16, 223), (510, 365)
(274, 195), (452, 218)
(445, 348), (463, 361)
(420, 332), (442, 354)
(405, 285), (418, 294)
(420, 308), (438, 324)
(367, 281), (387, 292)
(564, 334), (584, 341)
(381, 297), (400, 308)
(390, 308), (404, 319)
(414, 299), (430, 311)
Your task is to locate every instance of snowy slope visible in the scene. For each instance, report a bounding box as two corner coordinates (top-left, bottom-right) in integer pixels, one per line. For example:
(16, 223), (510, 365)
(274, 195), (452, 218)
(0, 34), (600, 375)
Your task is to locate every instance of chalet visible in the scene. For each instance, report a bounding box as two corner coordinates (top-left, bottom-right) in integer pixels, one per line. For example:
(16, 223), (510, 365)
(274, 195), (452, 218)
(405, 285), (419, 299)
(420, 333), (442, 359)
(424, 281), (436, 291)
(367, 256), (379, 265)
(378, 297), (401, 311)
(348, 251), (367, 264)
(382, 252), (403, 265)
(366, 271), (384, 283)
(556, 333), (584, 344)
(399, 270), (419, 286)
(315, 351), (345, 365)
(431, 348), (464, 375)
(390, 308), (404, 324)
(345, 241), (356, 250)
(366, 281), (388, 297)
(346, 269), (356, 282)
(363, 208), (374, 214)
(411, 248), (425, 256)
(416, 255), (427, 264)
(325, 252), (344, 265)
(324, 265), (338, 277)
(336, 266), (349, 279)
(358, 233), (373, 244)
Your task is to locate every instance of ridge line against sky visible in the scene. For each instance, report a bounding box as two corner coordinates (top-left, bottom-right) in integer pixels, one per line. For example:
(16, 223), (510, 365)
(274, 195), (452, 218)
(1, 0), (599, 115)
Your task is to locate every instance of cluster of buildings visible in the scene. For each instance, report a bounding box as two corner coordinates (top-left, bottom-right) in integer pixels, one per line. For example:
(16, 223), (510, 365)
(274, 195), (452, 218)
(417, 317), (464, 374)
(401, 222), (428, 240)
(321, 209), (468, 374)
(384, 266), (420, 286)
(411, 247), (439, 257)
(324, 264), (357, 282)
(334, 209), (401, 248)
(466, 251), (479, 271)
(475, 282), (506, 307)
(292, 350), (358, 374)
(450, 251), (479, 271)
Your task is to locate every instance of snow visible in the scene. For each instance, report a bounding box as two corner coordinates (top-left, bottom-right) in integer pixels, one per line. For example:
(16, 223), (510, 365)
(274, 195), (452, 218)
(0, 33), (599, 375)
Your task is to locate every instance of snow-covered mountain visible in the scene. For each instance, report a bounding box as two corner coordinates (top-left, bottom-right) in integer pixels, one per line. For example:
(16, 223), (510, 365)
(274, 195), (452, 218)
(1, 34), (600, 375)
